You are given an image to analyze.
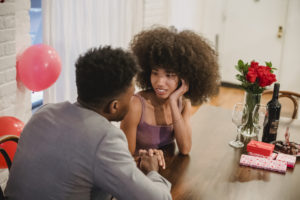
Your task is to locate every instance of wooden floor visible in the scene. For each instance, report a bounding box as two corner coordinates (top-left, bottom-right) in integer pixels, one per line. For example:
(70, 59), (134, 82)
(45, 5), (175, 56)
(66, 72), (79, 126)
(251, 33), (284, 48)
(202, 86), (295, 119)
(208, 86), (245, 110)
(190, 86), (245, 114)
(202, 86), (273, 110)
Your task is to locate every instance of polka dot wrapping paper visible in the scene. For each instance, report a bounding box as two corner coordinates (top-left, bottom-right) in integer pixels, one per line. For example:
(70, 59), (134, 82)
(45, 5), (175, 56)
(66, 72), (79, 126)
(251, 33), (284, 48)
(248, 152), (278, 160)
(276, 153), (296, 168)
(240, 154), (287, 173)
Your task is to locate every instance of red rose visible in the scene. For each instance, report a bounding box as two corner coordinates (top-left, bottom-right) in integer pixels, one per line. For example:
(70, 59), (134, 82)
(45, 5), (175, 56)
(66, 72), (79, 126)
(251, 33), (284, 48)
(256, 66), (276, 87)
(246, 66), (257, 83)
(237, 60), (277, 93)
(250, 61), (259, 68)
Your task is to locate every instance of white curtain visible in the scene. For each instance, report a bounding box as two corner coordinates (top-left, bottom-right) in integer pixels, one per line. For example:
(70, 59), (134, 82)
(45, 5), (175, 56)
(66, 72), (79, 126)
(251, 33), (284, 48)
(42, 0), (144, 104)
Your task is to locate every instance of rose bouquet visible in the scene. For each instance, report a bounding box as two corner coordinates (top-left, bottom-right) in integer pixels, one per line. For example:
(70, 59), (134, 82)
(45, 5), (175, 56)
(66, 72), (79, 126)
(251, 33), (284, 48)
(235, 60), (277, 137)
(235, 60), (277, 93)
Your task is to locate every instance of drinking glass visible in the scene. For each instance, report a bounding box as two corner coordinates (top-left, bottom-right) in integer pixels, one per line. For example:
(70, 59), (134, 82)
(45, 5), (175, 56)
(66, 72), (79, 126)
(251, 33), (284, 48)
(229, 103), (249, 148)
(252, 104), (268, 137)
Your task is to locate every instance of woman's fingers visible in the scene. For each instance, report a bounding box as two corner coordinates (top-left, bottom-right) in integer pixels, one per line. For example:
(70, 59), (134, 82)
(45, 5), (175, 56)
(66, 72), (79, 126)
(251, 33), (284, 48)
(181, 79), (189, 93)
(152, 149), (166, 169)
(176, 79), (188, 96)
(138, 149), (147, 156)
(157, 150), (166, 169)
(148, 148), (154, 156)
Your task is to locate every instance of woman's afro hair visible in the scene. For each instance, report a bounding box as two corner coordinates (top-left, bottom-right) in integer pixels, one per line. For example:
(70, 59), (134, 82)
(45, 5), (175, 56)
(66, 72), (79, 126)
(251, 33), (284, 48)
(130, 26), (220, 105)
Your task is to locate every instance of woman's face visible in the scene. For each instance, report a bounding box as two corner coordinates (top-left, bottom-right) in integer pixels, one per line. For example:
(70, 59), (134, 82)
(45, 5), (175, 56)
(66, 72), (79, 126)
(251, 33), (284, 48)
(150, 68), (179, 99)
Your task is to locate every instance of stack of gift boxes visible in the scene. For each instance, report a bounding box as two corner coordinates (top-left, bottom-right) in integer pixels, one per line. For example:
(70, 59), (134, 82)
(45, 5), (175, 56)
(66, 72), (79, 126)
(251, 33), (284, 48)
(239, 140), (296, 174)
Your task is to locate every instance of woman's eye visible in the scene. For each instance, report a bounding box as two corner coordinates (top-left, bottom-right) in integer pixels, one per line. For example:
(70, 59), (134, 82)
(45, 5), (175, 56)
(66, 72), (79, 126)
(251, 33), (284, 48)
(151, 71), (158, 76)
(167, 73), (176, 78)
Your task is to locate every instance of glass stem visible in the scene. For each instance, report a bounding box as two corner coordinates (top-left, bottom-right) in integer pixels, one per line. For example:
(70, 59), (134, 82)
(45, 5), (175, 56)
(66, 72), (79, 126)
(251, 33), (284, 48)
(237, 126), (242, 142)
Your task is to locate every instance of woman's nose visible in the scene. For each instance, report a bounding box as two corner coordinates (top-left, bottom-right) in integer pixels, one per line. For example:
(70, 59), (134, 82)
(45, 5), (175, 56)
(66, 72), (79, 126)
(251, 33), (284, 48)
(156, 76), (166, 85)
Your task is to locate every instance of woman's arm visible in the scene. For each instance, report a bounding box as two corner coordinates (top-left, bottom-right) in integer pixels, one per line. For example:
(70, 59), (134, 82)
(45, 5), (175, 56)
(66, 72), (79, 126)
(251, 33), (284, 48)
(120, 95), (142, 155)
(169, 80), (192, 155)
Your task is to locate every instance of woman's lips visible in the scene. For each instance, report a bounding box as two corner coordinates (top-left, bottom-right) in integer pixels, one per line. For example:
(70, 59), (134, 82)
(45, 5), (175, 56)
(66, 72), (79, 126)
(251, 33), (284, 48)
(155, 88), (167, 95)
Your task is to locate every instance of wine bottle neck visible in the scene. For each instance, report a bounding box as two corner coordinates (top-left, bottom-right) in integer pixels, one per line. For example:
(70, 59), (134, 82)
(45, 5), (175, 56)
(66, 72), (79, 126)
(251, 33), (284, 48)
(272, 83), (280, 100)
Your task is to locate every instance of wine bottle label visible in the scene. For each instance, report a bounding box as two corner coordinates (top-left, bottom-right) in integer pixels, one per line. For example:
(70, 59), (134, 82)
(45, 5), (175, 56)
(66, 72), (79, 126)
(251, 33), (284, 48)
(269, 120), (279, 134)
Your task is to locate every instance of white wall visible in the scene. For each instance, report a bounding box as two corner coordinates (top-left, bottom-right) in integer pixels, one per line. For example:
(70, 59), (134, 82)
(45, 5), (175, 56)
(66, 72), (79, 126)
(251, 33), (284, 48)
(166, 0), (300, 93)
(0, 0), (32, 123)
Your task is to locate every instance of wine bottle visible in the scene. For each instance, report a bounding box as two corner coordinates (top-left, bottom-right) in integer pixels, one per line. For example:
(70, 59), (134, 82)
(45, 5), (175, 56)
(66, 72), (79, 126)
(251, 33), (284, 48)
(262, 83), (281, 143)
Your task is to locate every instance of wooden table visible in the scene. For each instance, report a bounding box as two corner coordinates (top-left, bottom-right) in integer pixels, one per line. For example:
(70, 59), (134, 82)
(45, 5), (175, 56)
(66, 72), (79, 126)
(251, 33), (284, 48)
(160, 105), (300, 200)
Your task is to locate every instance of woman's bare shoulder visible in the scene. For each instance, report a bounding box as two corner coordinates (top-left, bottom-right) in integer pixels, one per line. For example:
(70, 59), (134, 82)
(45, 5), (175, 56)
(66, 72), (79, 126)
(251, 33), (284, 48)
(136, 90), (155, 106)
(131, 94), (142, 111)
(137, 90), (152, 99)
(121, 95), (142, 127)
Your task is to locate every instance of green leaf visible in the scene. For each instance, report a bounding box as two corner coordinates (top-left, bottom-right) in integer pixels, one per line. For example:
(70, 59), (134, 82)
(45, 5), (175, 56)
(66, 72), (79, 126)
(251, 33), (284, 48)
(242, 63), (249, 74)
(270, 67), (277, 73)
(235, 65), (241, 72)
(238, 60), (244, 67)
(236, 74), (243, 82)
(265, 61), (272, 68)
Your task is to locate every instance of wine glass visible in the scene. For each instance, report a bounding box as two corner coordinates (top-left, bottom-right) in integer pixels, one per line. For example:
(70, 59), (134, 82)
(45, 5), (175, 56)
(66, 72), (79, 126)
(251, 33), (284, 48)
(229, 103), (249, 148)
(252, 104), (268, 137)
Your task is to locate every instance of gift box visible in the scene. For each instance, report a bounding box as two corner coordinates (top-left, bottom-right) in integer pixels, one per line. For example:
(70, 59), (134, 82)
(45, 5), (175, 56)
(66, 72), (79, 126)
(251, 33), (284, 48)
(247, 140), (275, 156)
(276, 153), (296, 168)
(248, 152), (277, 160)
(240, 154), (287, 173)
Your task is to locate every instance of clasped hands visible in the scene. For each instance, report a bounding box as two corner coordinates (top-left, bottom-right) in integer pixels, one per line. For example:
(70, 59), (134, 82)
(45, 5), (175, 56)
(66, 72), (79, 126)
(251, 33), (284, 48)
(136, 149), (166, 174)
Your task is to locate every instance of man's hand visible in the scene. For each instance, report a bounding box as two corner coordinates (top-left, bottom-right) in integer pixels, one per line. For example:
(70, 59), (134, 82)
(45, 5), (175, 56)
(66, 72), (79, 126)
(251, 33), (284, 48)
(139, 153), (159, 174)
(138, 149), (166, 174)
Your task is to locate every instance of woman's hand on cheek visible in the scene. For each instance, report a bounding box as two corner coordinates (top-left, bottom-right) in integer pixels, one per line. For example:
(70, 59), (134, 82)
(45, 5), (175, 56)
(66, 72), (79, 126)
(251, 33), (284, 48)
(169, 79), (189, 103)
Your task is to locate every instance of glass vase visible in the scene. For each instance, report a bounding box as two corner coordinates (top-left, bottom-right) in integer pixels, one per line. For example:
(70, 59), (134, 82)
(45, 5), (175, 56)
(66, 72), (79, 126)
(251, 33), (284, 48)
(241, 91), (262, 138)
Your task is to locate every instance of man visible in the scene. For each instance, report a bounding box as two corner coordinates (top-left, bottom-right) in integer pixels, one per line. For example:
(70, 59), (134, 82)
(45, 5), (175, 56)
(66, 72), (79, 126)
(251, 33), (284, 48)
(5, 46), (172, 200)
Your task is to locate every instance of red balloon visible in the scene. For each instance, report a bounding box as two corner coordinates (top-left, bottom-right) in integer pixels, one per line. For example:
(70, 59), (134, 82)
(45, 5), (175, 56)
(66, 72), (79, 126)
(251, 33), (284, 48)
(17, 44), (62, 91)
(0, 116), (24, 168)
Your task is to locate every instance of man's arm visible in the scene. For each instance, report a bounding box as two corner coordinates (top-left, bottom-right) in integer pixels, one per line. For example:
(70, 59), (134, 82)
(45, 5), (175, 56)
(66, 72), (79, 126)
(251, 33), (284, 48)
(93, 128), (172, 200)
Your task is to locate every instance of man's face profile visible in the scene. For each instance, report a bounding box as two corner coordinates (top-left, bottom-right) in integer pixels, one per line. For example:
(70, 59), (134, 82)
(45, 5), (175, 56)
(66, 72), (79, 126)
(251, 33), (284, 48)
(113, 80), (135, 122)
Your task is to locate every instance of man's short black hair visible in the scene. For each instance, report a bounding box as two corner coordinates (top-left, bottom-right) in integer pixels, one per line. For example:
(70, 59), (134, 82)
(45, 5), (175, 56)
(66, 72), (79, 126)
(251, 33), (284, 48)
(76, 46), (139, 107)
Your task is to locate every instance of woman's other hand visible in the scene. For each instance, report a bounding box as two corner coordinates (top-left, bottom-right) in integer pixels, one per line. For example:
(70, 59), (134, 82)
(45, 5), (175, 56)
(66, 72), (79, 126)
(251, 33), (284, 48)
(169, 79), (189, 103)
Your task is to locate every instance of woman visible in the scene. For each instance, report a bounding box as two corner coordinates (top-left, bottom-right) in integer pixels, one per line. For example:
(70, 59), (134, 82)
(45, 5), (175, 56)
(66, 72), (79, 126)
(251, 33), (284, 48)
(121, 26), (220, 155)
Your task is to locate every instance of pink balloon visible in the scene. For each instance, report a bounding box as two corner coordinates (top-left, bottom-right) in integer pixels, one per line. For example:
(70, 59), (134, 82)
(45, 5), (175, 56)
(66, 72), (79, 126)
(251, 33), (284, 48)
(17, 44), (62, 91)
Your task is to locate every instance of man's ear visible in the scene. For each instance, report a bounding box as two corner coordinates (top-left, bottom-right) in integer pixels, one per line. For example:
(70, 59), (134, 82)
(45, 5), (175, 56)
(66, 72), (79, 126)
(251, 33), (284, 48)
(107, 100), (119, 114)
